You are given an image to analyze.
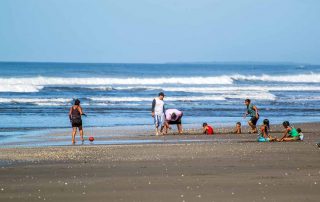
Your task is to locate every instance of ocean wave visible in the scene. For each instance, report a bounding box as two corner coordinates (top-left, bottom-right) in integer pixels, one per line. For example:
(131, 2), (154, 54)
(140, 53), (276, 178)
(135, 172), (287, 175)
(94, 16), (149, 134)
(90, 96), (227, 102)
(161, 86), (320, 93)
(0, 84), (44, 93)
(232, 73), (320, 83)
(0, 76), (233, 92)
(0, 98), (72, 105)
(1, 73), (320, 93)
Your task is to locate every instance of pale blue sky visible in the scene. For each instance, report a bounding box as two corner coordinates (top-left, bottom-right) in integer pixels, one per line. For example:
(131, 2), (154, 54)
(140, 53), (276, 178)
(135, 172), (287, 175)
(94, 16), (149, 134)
(0, 0), (319, 63)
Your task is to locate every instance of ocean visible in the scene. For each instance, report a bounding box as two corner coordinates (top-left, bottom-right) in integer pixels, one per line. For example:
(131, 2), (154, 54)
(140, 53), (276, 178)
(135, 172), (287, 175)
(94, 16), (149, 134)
(1, 62), (320, 142)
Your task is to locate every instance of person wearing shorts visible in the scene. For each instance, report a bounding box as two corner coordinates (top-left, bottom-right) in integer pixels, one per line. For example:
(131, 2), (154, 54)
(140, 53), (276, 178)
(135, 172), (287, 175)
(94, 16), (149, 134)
(244, 99), (259, 133)
(151, 92), (165, 135)
(165, 109), (183, 134)
(69, 99), (85, 144)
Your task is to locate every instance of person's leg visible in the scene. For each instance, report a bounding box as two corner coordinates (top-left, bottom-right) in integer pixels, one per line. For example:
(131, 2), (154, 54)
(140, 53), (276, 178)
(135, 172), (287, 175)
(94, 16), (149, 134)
(164, 122), (169, 134)
(79, 126), (84, 141)
(159, 114), (165, 135)
(281, 137), (295, 141)
(248, 117), (258, 133)
(248, 121), (255, 133)
(154, 116), (159, 135)
(72, 127), (77, 144)
(177, 124), (183, 134)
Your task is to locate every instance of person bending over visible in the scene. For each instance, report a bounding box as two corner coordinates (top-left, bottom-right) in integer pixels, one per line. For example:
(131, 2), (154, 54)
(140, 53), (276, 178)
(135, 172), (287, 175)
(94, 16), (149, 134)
(165, 109), (183, 134)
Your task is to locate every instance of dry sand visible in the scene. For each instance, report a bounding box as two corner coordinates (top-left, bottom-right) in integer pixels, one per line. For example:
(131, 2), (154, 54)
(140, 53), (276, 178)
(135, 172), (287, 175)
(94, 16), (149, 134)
(0, 123), (319, 202)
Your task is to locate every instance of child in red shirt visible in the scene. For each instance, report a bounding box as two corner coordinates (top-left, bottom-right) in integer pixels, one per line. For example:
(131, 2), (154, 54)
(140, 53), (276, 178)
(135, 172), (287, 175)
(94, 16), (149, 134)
(203, 123), (214, 135)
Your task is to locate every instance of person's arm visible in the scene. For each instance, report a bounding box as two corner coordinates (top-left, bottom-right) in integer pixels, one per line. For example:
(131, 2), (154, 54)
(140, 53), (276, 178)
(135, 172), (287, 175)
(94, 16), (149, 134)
(78, 106), (86, 116)
(69, 107), (72, 120)
(151, 99), (156, 117)
(203, 126), (207, 134)
(261, 126), (266, 138)
(253, 105), (259, 118)
(243, 112), (248, 119)
(279, 128), (289, 141)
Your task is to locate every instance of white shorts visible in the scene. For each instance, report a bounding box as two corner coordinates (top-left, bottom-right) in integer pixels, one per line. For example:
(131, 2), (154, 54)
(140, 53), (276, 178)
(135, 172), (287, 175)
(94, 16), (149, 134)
(154, 114), (165, 127)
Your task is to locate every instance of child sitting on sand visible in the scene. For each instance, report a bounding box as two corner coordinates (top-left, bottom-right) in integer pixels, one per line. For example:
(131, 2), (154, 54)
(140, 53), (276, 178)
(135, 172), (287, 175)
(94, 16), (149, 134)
(203, 123), (214, 135)
(297, 128), (304, 141)
(234, 122), (242, 134)
(278, 121), (300, 141)
(257, 119), (276, 142)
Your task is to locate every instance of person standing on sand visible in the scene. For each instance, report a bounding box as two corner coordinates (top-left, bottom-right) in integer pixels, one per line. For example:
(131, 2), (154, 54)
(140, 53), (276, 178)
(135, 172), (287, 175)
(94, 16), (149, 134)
(151, 92), (165, 136)
(164, 108), (183, 134)
(243, 99), (259, 133)
(69, 99), (86, 144)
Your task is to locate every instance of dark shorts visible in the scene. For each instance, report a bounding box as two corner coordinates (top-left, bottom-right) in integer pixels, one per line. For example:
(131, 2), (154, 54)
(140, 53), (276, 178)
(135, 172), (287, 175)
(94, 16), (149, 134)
(71, 119), (82, 128)
(168, 117), (182, 125)
(250, 116), (259, 125)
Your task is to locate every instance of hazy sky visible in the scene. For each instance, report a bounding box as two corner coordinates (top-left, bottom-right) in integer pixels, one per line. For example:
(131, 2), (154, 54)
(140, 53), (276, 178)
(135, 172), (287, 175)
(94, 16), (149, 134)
(0, 0), (319, 64)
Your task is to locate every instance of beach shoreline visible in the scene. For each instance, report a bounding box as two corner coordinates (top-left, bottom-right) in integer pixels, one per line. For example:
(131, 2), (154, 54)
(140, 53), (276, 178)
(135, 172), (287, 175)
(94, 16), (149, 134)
(1, 121), (320, 148)
(0, 122), (319, 201)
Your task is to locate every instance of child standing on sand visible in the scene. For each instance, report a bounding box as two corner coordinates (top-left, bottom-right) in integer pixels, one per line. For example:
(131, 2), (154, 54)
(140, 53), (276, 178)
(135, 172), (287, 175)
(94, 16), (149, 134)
(244, 99), (259, 133)
(203, 123), (214, 135)
(278, 121), (300, 141)
(151, 92), (165, 136)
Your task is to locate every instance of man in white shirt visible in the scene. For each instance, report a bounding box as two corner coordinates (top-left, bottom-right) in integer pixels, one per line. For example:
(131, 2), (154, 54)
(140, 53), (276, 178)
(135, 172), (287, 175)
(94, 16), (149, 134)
(151, 92), (165, 135)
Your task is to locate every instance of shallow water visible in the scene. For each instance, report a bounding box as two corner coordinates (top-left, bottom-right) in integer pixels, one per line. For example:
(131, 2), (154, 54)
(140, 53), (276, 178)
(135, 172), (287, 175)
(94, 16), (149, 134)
(1, 62), (320, 144)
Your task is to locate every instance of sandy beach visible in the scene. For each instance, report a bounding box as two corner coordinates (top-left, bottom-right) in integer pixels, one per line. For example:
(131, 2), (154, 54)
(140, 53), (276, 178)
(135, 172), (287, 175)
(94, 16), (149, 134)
(0, 123), (319, 202)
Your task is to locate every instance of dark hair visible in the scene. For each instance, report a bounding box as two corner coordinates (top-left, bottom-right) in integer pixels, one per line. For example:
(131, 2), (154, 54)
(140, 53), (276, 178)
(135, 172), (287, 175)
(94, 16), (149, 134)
(282, 121), (290, 127)
(74, 99), (81, 106)
(263, 119), (270, 130)
(245, 99), (251, 103)
(158, 92), (165, 97)
(236, 122), (241, 126)
(171, 113), (177, 120)
(297, 128), (302, 133)
(203, 122), (208, 127)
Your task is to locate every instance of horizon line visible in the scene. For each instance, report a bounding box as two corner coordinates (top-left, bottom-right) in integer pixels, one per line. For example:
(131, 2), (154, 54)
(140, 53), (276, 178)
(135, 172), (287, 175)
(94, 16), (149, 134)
(0, 60), (317, 66)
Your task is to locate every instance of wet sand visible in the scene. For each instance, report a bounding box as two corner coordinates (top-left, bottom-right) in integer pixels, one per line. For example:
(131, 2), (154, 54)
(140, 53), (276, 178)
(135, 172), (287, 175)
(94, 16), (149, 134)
(0, 123), (319, 202)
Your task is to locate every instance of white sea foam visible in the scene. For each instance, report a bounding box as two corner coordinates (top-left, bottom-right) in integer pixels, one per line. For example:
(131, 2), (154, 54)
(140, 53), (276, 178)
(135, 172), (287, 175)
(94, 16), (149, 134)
(160, 85), (320, 93)
(1, 73), (320, 93)
(0, 98), (72, 105)
(0, 84), (44, 93)
(232, 73), (320, 83)
(0, 76), (233, 92)
(90, 96), (227, 102)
